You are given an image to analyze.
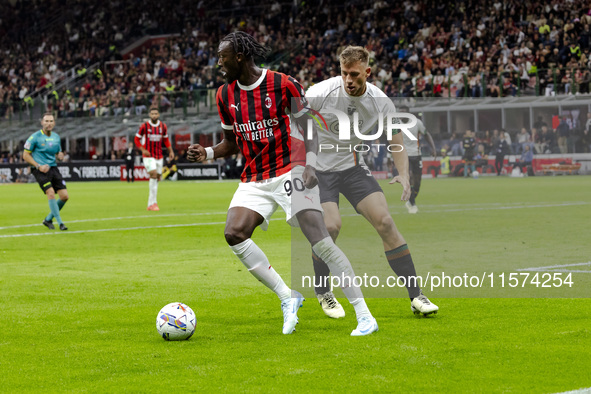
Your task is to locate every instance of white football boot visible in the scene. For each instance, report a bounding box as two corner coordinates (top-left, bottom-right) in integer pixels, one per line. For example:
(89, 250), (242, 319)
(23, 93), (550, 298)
(406, 201), (418, 214)
(351, 315), (379, 336)
(411, 292), (439, 316)
(405, 201), (413, 213)
(281, 291), (304, 334)
(317, 291), (345, 319)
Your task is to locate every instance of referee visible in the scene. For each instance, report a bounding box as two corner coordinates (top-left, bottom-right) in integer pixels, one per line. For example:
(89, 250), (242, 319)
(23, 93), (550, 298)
(22, 112), (69, 230)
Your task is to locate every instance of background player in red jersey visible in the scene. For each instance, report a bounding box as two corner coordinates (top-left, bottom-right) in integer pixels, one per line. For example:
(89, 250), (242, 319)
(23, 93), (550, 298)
(188, 32), (378, 336)
(134, 108), (174, 211)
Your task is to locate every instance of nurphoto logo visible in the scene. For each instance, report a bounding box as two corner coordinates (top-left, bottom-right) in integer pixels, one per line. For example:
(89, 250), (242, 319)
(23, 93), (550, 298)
(305, 110), (418, 153)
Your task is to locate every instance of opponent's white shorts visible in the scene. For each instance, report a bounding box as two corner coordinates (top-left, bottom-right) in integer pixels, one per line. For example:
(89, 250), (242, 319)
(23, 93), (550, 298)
(142, 157), (163, 174)
(228, 166), (323, 231)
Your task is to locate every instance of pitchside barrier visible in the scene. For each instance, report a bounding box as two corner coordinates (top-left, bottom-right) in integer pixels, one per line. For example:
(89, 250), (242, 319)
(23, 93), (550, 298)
(1, 154), (589, 183)
(119, 163), (222, 181)
(0, 161), (222, 182)
(415, 153), (591, 177)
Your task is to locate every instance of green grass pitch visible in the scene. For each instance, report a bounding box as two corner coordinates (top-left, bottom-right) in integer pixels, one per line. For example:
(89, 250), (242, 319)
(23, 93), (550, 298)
(1, 175), (590, 392)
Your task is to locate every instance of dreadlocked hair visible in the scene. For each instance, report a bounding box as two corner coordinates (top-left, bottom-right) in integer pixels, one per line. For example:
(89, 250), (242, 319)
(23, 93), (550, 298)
(222, 31), (270, 60)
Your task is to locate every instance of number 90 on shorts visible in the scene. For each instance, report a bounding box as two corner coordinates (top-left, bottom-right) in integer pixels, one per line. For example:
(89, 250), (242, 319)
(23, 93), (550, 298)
(283, 177), (306, 196)
(228, 166), (322, 231)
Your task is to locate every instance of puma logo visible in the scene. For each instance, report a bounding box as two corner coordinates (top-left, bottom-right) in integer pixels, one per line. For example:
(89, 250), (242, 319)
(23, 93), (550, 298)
(230, 103), (239, 111)
(305, 196), (314, 203)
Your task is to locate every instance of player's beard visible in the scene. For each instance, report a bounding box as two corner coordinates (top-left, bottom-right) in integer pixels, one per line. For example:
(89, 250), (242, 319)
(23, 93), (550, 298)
(222, 71), (238, 83)
(220, 66), (239, 83)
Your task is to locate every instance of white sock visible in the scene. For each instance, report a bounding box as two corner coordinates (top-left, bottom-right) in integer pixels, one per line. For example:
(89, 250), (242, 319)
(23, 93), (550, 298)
(148, 178), (158, 205)
(312, 237), (372, 319)
(230, 239), (291, 302)
(349, 298), (372, 320)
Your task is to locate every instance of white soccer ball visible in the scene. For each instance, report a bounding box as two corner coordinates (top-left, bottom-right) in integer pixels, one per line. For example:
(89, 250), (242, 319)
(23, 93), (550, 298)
(156, 302), (196, 341)
(472, 170), (479, 179)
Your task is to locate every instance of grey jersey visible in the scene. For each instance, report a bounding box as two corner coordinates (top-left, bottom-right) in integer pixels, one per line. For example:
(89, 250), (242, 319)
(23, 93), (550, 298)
(306, 77), (396, 172)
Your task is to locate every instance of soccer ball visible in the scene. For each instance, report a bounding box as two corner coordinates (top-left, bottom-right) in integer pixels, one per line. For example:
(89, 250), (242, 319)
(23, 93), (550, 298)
(472, 170), (479, 179)
(156, 302), (196, 341)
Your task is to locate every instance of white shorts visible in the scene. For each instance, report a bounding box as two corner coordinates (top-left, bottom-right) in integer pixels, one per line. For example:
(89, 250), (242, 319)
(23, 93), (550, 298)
(143, 157), (163, 174)
(228, 166), (323, 231)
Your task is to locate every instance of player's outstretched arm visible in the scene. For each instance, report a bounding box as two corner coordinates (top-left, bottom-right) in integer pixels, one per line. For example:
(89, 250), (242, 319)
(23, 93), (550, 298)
(389, 132), (411, 201)
(294, 115), (318, 156)
(187, 129), (239, 162)
(294, 115), (318, 189)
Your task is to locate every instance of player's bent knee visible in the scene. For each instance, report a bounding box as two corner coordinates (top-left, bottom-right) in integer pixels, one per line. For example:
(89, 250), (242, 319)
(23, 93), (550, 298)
(378, 215), (396, 234)
(325, 222), (341, 240)
(224, 230), (248, 246)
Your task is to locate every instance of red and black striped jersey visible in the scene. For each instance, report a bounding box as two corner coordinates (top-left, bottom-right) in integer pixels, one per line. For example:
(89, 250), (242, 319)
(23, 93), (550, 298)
(216, 69), (308, 183)
(134, 120), (171, 159)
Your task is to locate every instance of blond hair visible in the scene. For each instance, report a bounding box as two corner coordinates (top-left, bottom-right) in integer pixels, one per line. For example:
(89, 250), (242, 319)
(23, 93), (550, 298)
(339, 46), (370, 66)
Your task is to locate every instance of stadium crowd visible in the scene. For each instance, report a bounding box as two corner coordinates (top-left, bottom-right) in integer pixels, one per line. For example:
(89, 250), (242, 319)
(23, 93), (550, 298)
(2, 0), (591, 164)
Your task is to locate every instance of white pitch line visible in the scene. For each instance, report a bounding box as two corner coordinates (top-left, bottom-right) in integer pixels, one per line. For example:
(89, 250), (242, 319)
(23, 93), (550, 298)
(367, 201), (588, 210)
(1, 201), (589, 237)
(1, 213), (360, 239)
(419, 202), (591, 214)
(0, 211), (229, 230)
(517, 262), (591, 272)
(0, 218), (286, 239)
(3, 201), (589, 231)
(0, 221), (228, 238)
(403, 201), (588, 208)
(0, 209), (519, 238)
(555, 386), (591, 394)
